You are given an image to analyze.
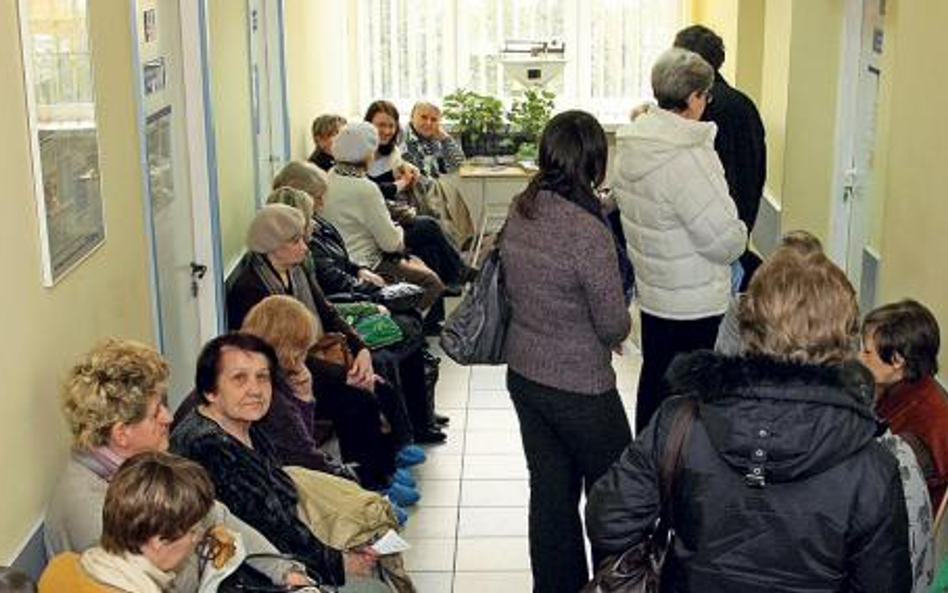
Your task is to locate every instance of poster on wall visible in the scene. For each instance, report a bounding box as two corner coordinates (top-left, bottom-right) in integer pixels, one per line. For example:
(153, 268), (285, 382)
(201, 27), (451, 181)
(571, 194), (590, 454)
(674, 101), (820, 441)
(20, 0), (106, 286)
(143, 58), (167, 96)
(37, 127), (106, 284)
(146, 106), (175, 213)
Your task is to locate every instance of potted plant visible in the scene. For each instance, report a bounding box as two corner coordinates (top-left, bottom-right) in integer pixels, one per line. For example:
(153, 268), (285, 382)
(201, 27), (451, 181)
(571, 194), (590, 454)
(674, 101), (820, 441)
(442, 88), (506, 157)
(508, 88), (556, 161)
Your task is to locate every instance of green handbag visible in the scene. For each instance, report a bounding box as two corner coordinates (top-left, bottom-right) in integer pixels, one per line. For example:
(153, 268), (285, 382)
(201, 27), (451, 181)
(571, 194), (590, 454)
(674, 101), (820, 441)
(335, 302), (404, 350)
(353, 313), (404, 350)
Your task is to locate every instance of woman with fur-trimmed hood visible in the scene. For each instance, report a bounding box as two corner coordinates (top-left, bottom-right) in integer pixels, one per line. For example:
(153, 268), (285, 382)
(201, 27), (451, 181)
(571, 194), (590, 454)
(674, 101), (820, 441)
(586, 249), (911, 592)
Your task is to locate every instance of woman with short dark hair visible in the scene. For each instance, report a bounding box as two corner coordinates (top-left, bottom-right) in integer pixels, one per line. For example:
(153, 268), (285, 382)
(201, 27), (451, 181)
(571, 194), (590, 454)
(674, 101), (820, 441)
(172, 333), (388, 592)
(502, 110), (633, 592)
(40, 452), (215, 593)
(861, 299), (948, 510)
(587, 251), (911, 592)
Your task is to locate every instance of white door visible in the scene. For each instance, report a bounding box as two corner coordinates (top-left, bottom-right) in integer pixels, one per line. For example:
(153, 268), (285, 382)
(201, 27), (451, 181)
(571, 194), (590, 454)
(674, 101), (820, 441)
(248, 0), (289, 204)
(831, 0), (886, 307)
(137, 0), (213, 406)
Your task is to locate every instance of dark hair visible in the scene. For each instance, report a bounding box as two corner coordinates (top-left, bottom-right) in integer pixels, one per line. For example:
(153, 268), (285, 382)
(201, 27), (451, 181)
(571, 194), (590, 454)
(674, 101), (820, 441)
(0, 567), (36, 593)
(674, 24), (725, 71)
(364, 100), (401, 153)
(863, 299), (940, 381)
(100, 452), (214, 555)
(515, 110), (607, 220)
(195, 333), (279, 404)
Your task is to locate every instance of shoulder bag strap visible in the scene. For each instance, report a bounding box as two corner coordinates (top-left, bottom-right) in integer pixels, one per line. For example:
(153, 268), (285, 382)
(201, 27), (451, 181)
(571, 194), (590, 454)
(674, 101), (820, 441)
(658, 398), (697, 507)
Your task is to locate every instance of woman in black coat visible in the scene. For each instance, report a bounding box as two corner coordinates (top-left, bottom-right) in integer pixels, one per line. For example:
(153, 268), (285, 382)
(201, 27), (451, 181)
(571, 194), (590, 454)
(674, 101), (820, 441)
(269, 161), (448, 444)
(586, 249), (911, 592)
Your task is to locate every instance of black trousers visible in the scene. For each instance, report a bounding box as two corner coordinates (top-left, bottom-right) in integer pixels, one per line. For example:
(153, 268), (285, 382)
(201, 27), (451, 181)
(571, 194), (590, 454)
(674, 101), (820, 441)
(404, 215), (465, 285)
(371, 312), (435, 441)
(313, 377), (396, 491)
(508, 370), (632, 593)
(635, 310), (722, 434)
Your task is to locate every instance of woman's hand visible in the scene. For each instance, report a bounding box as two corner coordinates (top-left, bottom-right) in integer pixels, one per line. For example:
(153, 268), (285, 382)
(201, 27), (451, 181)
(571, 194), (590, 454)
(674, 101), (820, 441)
(343, 547), (379, 577)
(357, 268), (387, 287)
(284, 571), (315, 587)
(347, 348), (375, 391)
(395, 166), (417, 188)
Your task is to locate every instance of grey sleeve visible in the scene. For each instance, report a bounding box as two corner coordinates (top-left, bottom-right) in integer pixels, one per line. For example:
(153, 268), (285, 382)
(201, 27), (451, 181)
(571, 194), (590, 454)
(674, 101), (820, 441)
(714, 297), (743, 355)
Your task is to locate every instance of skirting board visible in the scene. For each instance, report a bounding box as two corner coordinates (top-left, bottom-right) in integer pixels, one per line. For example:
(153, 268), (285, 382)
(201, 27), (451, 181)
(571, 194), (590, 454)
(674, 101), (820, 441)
(5, 518), (46, 582)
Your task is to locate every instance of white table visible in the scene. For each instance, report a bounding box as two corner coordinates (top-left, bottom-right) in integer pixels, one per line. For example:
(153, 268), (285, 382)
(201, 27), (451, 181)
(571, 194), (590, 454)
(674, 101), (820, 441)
(456, 164), (533, 262)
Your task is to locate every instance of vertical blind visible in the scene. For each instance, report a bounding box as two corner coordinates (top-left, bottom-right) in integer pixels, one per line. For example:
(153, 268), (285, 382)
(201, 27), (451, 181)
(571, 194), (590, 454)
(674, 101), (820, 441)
(357, 0), (684, 121)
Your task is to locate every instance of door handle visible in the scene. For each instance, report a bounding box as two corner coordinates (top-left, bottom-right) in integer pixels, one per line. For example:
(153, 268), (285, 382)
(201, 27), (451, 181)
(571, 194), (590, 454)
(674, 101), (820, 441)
(189, 262), (208, 298)
(190, 262), (208, 279)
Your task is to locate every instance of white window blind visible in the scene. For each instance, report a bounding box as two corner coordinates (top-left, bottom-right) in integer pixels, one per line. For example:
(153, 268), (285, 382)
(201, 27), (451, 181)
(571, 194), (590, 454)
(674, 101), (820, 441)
(356, 0), (684, 122)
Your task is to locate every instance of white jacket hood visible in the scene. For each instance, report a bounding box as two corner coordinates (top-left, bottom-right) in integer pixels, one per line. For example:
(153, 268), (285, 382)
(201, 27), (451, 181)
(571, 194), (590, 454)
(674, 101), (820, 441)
(615, 106), (718, 181)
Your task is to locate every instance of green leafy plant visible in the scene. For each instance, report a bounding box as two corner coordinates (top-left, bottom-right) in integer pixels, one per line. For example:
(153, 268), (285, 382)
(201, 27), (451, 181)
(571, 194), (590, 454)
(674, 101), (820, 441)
(508, 88), (556, 144)
(442, 89), (506, 145)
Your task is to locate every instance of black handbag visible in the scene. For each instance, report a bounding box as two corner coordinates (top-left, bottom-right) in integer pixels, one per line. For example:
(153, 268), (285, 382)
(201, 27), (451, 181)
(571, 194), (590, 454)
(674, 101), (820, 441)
(375, 282), (425, 313)
(215, 553), (328, 592)
(439, 234), (509, 365)
(582, 400), (696, 593)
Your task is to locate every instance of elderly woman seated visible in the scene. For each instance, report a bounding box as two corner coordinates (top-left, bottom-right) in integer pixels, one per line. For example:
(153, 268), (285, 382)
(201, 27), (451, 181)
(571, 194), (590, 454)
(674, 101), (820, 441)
(586, 250), (912, 591)
(237, 295), (417, 504)
(44, 339), (309, 591)
(270, 163), (449, 442)
(364, 100), (475, 294)
(321, 122), (446, 329)
(170, 333), (390, 592)
(40, 452), (216, 593)
(401, 101), (476, 250)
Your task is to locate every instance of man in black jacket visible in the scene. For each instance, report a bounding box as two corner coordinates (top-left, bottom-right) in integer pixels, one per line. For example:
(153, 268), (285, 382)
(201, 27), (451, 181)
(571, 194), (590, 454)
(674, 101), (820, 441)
(675, 25), (766, 287)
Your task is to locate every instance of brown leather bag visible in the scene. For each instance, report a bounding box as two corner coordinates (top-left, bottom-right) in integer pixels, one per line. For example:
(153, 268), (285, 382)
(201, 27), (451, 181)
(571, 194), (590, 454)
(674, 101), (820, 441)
(309, 333), (353, 382)
(582, 399), (696, 593)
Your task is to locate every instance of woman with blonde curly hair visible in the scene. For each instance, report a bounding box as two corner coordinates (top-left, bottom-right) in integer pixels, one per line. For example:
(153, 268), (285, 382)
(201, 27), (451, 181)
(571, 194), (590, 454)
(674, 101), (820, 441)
(45, 339), (311, 591)
(587, 251), (911, 592)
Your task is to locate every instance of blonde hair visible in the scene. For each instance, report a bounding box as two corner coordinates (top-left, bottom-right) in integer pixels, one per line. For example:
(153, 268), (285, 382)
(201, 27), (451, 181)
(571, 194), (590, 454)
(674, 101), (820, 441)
(739, 250), (858, 364)
(272, 161), (327, 201)
(61, 339), (169, 450)
(266, 186), (315, 222)
(241, 295), (320, 370)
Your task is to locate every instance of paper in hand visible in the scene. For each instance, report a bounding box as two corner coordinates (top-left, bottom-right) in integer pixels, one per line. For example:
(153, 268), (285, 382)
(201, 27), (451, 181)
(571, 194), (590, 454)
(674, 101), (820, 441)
(371, 529), (412, 555)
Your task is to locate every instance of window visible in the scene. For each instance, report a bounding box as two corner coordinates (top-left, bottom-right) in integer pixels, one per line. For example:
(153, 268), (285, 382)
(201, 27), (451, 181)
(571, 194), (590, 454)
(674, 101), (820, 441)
(356, 0), (684, 122)
(20, 0), (105, 285)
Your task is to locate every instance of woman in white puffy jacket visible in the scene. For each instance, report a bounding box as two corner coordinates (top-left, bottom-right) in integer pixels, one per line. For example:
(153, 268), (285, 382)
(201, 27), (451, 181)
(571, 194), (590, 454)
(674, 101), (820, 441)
(613, 47), (747, 433)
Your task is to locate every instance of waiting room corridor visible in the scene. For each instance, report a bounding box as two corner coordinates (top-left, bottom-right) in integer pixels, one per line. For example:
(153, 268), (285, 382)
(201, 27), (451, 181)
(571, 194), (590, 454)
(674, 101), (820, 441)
(402, 337), (643, 592)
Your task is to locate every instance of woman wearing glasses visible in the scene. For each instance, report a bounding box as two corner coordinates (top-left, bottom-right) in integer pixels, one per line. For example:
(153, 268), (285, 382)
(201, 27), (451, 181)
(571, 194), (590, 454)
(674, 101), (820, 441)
(613, 47), (747, 434)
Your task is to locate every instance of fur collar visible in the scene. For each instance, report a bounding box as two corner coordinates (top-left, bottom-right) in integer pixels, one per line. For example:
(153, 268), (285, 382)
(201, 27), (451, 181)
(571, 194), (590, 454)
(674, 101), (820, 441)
(664, 351), (883, 484)
(666, 350), (875, 413)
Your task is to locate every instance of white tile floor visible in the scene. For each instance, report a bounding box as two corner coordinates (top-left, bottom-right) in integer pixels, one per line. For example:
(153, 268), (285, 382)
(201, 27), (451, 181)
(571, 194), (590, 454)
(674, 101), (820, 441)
(404, 338), (642, 592)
